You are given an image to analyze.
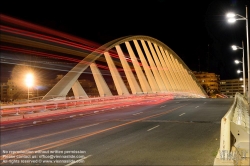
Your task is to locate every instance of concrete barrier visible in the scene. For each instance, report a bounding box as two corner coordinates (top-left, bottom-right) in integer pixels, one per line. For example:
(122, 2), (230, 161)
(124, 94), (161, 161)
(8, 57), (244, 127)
(0, 115), (23, 122)
(214, 92), (249, 165)
(1, 94), (173, 124)
(23, 108), (69, 119)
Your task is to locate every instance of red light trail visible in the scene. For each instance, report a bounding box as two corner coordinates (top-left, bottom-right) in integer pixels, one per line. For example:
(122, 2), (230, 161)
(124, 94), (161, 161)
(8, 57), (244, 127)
(0, 14), (161, 74)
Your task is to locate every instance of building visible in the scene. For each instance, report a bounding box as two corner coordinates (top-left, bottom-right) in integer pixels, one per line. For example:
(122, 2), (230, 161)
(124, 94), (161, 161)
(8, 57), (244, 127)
(0, 83), (8, 102)
(0, 80), (25, 102)
(220, 79), (248, 98)
(0, 76), (57, 102)
(0, 75), (100, 102)
(193, 71), (220, 97)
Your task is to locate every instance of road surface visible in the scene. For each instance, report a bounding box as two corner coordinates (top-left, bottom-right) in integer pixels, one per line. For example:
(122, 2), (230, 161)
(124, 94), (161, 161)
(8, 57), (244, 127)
(0, 98), (233, 165)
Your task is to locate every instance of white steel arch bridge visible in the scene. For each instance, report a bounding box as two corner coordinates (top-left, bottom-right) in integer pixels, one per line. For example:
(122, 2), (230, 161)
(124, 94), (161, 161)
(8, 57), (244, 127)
(42, 35), (207, 100)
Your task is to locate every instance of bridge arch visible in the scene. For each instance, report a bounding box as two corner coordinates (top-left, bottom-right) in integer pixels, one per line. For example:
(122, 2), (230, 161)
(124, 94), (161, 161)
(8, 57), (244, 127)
(42, 35), (207, 100)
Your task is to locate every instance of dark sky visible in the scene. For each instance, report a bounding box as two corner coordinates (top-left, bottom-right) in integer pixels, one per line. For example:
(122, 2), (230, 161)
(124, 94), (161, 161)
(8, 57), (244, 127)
(1, 0), (250, 80)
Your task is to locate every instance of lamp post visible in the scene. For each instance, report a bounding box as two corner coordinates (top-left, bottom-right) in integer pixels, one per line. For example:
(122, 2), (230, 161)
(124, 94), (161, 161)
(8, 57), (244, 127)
(227, 6), (249, 102)
(237, 69), (245, 94)
(232, 41), (246, 95)
(25, 73), (33, 102)
(237, 69), (243, 73)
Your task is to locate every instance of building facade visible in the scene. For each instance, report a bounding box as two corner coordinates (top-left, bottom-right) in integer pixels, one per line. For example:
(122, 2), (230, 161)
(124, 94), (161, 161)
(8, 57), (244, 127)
(0, 83), (8, 102)
(193, 71), (220, 97)
(220, 79), (247, 98)
(0, 80), (25, 102)
(0, 75), (100, 102)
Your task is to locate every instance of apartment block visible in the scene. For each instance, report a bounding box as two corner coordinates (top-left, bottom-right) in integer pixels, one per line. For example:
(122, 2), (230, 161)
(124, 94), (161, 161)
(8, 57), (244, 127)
(220, 79), (248, 98)
(193, 71), (220, 97)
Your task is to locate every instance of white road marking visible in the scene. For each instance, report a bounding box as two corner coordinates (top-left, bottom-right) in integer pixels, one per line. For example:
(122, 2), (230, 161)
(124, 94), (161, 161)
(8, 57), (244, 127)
(79, 123), (99, 129)
(65, 155), (92, 166)
(160, 105), (166, 108)
(195, 106), (199, 108)
(33, 121), (42, 124)
(179, 113), (185, 116)
(133, 112), (143, 115)
(147, 125), (160, 131)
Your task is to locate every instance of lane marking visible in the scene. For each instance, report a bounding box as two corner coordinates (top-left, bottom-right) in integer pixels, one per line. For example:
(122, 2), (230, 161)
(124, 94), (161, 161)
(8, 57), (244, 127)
(160, 105), (166, 108)
(79, 123), (99, 129)
(1, 120), (112, 147)
(0, 104), (188, 158)
(33, 121), (42, 124)
(65, 155), (92, 166)
(147, 125), (160, 131)
(195, 106), (199, 108)
(179, 113), (185, 116)
(133, 112), (143, 115)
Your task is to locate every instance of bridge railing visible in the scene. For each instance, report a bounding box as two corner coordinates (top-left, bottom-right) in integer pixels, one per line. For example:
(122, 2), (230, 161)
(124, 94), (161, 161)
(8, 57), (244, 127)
(0, 92), (201, 123)
(214, 92), (249, 165)
(0, 93), (176, 118)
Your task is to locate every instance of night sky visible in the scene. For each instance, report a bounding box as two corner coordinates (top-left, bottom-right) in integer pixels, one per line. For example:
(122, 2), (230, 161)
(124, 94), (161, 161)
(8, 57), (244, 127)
(1, 0), (250, 81)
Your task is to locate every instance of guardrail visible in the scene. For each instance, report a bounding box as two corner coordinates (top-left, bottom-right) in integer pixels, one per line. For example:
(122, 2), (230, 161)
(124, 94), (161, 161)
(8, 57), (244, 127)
(0, 92), (203, 124)
(0, 93), (176, 121)
(214, 92), (249, 165)
(0, 94), (141, 116)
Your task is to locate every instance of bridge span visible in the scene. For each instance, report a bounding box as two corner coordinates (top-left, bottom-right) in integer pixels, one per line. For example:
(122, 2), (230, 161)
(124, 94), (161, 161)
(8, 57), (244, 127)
(42, 35), (207, 100)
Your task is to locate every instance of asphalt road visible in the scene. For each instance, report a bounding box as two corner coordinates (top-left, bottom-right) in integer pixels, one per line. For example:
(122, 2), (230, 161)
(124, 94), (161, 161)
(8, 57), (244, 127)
(0, 98), (233, 166)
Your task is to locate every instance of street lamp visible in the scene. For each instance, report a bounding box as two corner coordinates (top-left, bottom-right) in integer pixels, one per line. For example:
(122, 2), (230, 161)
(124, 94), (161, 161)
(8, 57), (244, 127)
(232, 42), (246, 95)
(25, 73), (33, 102)
(234, 60), (241, 64)
(237, 69), (243, 73)
(227, 6), (249, 102)
(236, 67), (245, 95)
